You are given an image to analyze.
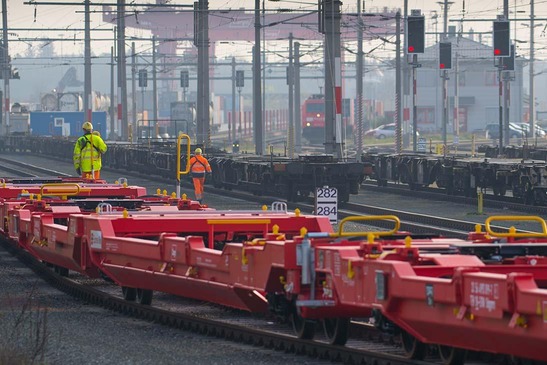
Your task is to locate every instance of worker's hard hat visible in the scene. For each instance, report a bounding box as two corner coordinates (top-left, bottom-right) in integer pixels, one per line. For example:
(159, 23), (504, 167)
(195, 148), (202, 155)
(92, 131), (101, 137)
(82, 121), (93, 131)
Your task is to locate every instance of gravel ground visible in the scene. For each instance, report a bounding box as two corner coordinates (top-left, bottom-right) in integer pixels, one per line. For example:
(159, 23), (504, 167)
(0, 247), (334, 365)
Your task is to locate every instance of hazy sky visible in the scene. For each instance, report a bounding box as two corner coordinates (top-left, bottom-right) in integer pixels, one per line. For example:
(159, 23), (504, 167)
(6, 0), (547, 59)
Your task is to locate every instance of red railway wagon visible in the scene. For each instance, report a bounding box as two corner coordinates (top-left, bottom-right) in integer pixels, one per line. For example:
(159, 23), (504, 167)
(0, 180), (144, 238)
(12, 203), (331, 293)
(286, 218), (547, 363)
(78, 214), (547, 363)
(3, 178), (547, 365)
(0, 178), (209, 273)
(0, 181), (147, 200)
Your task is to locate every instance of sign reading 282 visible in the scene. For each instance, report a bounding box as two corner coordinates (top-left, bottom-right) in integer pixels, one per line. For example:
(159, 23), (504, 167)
(316, 187), (338, 199)
(315, 186), (338, 224)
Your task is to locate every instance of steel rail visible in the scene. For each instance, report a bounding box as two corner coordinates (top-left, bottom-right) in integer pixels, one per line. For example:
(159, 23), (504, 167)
(0, 155), (503, 238)
(362, 180), (547, 215)
(0, 237), (429, 365)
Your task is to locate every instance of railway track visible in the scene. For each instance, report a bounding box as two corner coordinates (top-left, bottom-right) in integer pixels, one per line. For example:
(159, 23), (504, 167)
(0, 234), (433, 365)
(0, 235), (514, 365)
(362, 180), (547, 215)
(1, 154), (536, 237)
(0, 154), (539, 365)
(0, 156), (71, 178)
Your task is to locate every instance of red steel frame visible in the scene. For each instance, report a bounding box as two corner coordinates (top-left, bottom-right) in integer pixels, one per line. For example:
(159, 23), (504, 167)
(2, 181), (547, 362)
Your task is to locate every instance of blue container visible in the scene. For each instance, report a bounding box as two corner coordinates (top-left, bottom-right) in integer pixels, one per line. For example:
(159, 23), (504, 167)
(30, 112), (107, 138)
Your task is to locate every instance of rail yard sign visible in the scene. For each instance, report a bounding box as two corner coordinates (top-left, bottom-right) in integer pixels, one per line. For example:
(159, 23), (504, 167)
(417, 137), (426, 152)
(315, 186), (338, 224)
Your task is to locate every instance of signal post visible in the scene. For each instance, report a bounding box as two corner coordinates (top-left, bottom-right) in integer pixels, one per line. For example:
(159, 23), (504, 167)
(493, 18), (511, 153)
(407, 10), (425, 152)
(439, 41), (452, 152)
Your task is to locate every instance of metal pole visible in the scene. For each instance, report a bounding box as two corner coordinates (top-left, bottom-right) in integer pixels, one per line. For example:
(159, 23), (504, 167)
(262, 0), (266, 152)
(502, 0), (509, 146)
(443, 69), (448, 149)
(238, 88), (242, 139)
(196, 0), (210, 147)
(110, 47), (115, 139)
(530, 0), (535, 138)
(117, 0), (128, 140)
(498, 68), (503, 153)
(2, 0), (10, 135)
(323, 0), (343, 159)
(441, 0), (450, 150)
(454, 50), (459, 140)
(288, 33), (294, 158)
(503, 72), (510, 146)
(403, 0), (409, 136)
(395, 11), (402, 154)
(141, 86), (145, 138)
(412, 54), (418, 152)
(356, 0), (364, 158)
(84, 0), (92, 123)
(131, 42), (136, 142)
(152, 36), (158, 125)
(294, 42), (302, 153)
(253, 0), (264, 155)
(443, 0), (449, 35)
(231, 57), (236, 143)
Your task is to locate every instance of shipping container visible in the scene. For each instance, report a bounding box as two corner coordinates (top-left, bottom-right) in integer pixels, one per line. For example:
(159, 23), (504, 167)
(29, 112), (107, 137)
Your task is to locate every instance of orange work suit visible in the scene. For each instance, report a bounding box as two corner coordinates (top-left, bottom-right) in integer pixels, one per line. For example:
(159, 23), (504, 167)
(189, 154), (212, 202)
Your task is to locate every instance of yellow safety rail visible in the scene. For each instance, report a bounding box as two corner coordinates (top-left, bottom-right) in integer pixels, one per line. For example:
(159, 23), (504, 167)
(331, 215), (401, 238)
(484, 215), (547, 238)
(176, 133), (191, 198)
(39, 183), (92, 199)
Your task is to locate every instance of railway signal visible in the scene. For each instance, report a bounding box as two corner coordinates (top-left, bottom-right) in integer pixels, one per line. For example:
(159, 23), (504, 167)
(180, 70), (189, 88)
(236, 70), (244, 88)
(439, 42), (452, 69)
(138, 69), (148, 88)
(493, 20), (510, 57)
(501, 44), (515, 71)
(407, 15), (425, 54)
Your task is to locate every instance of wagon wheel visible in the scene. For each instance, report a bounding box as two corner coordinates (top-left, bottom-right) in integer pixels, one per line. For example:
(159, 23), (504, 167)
(438, 345), (467, 365)
(533, 189), (546, 206)
(399, 330), (426, 360)
(290, 304), (316, 340)
(136, 288), (153, 305)
(322, 317), (350, 345)
(463, 184), (475, 198)
(339, 190), (350, 204)
(523, 181), (534, 205)
(497, 184), (506, 196)
(286, 183), (298, 202)
(122, 286), (137, 301)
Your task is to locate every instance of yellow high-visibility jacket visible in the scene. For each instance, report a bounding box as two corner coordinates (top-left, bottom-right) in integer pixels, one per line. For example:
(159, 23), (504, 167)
(73, 133), (107, 172)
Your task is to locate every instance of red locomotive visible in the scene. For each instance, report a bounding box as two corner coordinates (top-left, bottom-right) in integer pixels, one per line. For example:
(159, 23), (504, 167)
(301, 94), (325, 144)
(301, 94), (354, 145)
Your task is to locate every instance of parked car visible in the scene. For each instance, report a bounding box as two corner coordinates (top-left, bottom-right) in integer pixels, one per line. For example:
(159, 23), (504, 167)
(537, 125), (547, 138)
(512, 122), (546, 138)
(365, 123), (419, 139)
(485, 123), (526, 139)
